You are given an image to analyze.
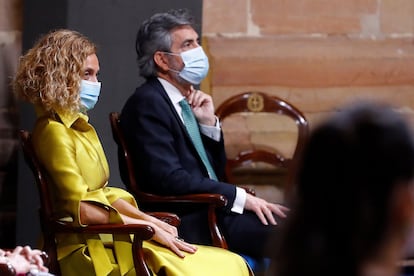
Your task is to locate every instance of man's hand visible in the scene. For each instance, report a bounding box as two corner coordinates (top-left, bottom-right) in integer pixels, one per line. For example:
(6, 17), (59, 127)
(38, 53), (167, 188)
(244, 193), (289, 225)
(186, 87), (216, 126)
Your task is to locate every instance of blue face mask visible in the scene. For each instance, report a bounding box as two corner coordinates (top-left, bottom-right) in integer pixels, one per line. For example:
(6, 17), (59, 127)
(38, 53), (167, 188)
(80, 80), (101, 110)
(166, 46), (209, 85)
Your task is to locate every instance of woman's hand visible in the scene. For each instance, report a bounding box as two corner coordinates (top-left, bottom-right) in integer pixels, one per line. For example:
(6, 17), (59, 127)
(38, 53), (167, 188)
(112, 199), (197, 258)
(150, 217), (178, 237)
(150, 223), (197, 258)
(123, 217), (197, 258)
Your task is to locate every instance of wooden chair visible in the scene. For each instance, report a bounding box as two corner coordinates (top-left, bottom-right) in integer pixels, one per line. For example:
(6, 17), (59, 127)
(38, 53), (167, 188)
(109, 112), (228, 249)
(0, 262), (15, 276)
(215, 92), (310, 203)
(19, 130), (177, 276)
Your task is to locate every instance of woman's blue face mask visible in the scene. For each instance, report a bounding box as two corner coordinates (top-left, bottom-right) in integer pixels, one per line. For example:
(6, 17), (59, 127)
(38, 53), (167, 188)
(80, 80), (101, 110)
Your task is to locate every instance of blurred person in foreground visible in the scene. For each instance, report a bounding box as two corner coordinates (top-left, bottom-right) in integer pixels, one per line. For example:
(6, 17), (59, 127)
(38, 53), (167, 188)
(270, 102), (414, 276)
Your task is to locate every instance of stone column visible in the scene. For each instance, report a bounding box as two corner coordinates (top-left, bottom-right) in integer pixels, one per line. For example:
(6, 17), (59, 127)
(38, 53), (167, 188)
(0, 0), (22, 248)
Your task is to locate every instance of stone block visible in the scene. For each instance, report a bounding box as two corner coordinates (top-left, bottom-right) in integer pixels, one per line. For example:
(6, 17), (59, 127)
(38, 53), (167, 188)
(205, 36), (414, 88)
(0, 33), (22, 108)
(213, 85), (414, 116)
(251, 0), (377, 34)
(246, 113), (296, 133)
(221, 113), (299, 158)
(221, 115), (251, 158)
(380, 0), (414, 34)
(0, 139), (17, 168)
(220, 113), (248, 131)
(0, 108), (18, 129)
(212, 86), (292, 108)
(202, 0), (248, 34)
(0, 0), (22, 31)
(251, 131), (297, 158)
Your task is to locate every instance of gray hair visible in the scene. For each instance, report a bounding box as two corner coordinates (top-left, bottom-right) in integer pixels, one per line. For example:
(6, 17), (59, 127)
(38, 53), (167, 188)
(135, 9), (196, 79)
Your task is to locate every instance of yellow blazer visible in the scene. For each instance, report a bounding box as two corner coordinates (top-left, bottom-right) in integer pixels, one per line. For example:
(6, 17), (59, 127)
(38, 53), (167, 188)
(31, 107), (249, 276)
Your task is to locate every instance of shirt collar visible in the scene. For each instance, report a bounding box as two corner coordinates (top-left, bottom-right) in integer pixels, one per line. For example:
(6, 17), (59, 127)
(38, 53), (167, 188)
(157, 77), (185, 104)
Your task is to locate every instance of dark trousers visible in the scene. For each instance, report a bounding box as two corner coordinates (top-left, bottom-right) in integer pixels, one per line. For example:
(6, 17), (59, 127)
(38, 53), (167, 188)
(178, 209), (278, 258)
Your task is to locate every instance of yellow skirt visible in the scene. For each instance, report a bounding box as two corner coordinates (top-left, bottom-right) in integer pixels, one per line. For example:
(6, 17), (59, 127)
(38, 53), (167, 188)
(59, 239), (250, 276)
(144, 241), (250, 276)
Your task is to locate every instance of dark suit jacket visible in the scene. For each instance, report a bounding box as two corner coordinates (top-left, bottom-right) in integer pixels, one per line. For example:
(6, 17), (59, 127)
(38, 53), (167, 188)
(120, 78), (276, 257)
(120, 78), (237, 211)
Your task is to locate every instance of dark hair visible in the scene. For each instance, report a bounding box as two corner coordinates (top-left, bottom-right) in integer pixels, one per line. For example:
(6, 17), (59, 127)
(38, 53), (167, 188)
(272, 102), (414, 276)
(135, 8), (196, 79)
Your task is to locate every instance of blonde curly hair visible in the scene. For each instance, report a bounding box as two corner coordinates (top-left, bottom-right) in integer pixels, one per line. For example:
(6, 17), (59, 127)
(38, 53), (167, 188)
(13, 29), (97, 115)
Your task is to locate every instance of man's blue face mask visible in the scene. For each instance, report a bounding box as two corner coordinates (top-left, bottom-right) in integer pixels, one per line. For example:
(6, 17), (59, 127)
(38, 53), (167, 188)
(165, 46), (210, 85)
(80, 80), (101, 110)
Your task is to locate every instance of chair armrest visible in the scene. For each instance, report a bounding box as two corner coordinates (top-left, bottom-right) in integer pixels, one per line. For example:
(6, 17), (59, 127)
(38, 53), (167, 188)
(53, 221), (155, 240)
(136, 193), (228, 207)
(134, 193), (228, 249)
(146, 212), (180, 227)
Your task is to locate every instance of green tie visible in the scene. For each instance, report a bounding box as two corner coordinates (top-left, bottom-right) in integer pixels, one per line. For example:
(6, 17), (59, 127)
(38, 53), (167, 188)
(179, 99), (218, 181)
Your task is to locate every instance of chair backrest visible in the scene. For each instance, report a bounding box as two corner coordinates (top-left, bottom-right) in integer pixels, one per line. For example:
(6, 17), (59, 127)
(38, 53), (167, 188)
(109, 112), (229, 248)
(109, 112), (145, 200)
(215, 92), (309, 200)
(19, 130), (61, 274)
(20, 129), (156, 276)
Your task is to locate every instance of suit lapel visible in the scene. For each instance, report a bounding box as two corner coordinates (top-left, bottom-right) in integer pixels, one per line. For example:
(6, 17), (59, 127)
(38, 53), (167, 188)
(149, 78), (194, 143)
(149, 78), (207, 171)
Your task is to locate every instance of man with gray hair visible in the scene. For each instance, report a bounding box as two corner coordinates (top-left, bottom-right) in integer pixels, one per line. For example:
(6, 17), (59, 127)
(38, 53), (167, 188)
(120, 8), (288, 260)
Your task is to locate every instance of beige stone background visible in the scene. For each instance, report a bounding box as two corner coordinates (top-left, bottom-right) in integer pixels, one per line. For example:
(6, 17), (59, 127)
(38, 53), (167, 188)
(200, 0), (414, 202)
(202, 0), (414, 160)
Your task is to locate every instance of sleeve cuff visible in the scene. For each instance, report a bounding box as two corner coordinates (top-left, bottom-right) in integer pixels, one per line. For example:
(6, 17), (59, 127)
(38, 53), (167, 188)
(199, 116), (221, 141)
(231, 187), (247, 214)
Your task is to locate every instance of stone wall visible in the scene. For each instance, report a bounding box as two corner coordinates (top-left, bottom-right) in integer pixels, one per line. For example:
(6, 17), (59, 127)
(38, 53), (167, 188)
(202, 0), (414, 160)
(0, 0), (22, 247)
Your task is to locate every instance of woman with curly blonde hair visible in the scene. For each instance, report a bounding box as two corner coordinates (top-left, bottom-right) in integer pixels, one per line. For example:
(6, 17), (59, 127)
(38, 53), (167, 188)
(13, 29), (250, 276)
(14, 29), (92, 115)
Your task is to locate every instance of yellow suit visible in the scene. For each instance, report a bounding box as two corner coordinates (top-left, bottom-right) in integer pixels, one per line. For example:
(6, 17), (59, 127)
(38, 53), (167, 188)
(32, 107), (249, 276)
